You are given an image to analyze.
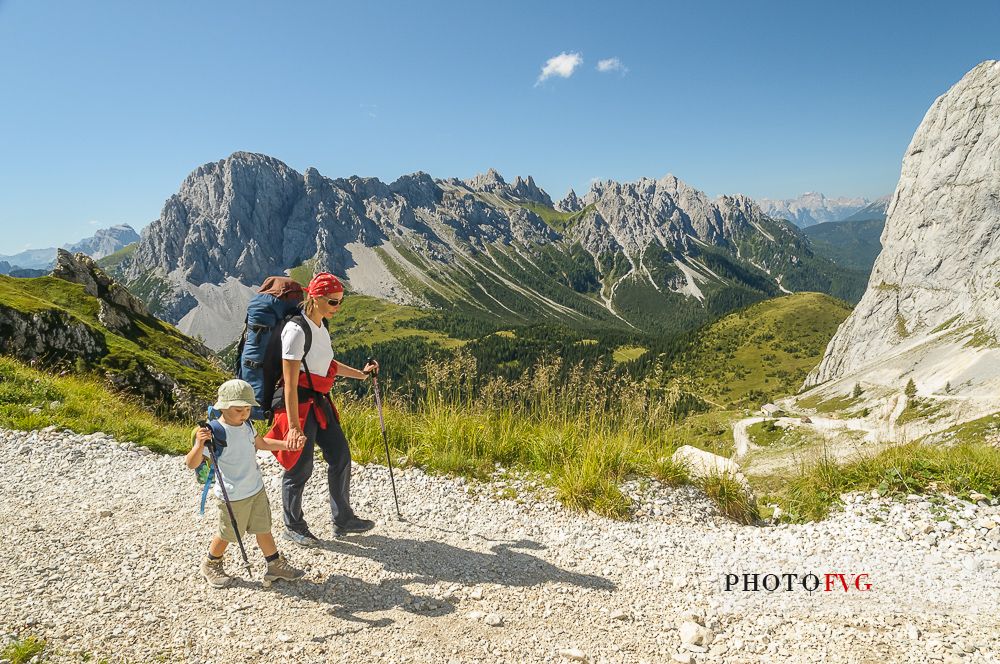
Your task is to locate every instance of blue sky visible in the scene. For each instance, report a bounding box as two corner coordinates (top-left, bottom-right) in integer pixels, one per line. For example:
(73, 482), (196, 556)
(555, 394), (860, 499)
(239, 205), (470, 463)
(1, 0), (998, 253)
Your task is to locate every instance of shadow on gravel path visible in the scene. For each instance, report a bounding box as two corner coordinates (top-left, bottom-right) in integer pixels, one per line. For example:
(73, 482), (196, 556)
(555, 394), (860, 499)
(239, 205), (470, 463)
(267, 571), (444, 628)
(264, 534), (616, 626)
(331, 534), (616, 591)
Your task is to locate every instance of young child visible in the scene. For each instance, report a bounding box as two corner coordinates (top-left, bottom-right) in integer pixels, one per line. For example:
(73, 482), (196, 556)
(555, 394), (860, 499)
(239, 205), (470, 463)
(185, 379), (306, 588)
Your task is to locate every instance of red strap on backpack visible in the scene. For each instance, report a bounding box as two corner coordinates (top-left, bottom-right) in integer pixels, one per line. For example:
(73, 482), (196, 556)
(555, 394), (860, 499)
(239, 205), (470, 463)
(267, 362), (339, 471)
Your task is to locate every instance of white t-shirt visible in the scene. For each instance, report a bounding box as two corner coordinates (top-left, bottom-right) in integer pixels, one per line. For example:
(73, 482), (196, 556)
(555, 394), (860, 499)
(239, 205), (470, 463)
(202, 420), (264, 502)
(280, 316), (334, 378)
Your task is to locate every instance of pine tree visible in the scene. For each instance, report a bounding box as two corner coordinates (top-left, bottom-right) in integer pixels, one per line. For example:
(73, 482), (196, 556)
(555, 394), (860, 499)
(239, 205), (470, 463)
(852, 383), (863, 398)
(904, 378), (917, 398)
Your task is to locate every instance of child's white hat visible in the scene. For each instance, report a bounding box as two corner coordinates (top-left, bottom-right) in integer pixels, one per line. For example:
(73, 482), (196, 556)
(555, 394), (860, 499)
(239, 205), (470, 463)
(214, 379), (259, 410)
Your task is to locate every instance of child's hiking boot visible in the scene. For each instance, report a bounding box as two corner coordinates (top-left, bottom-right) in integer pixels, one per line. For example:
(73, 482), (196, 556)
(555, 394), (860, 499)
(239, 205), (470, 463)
(201, 557), (231, 589)
(264, 554), (304, 582)
(283, 527), (321, 548)
(334, 515), (376, 536)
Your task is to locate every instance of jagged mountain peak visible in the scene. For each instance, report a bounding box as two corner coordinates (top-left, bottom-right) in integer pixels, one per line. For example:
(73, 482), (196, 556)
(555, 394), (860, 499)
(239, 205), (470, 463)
(557, 188), (583, 212)
(464, 169), (553, 206)
(187, 151), (295, 181)
(390, 172), (442, 208)
(466, 168), (506, 190)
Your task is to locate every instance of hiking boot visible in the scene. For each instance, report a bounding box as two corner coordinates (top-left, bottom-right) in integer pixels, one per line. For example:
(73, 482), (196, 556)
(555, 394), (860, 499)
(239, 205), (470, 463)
(201, 557), (231, 588)
(283, 527), (321, 548)
(264, 554), (304, 582)
(334, 516), (376, 536)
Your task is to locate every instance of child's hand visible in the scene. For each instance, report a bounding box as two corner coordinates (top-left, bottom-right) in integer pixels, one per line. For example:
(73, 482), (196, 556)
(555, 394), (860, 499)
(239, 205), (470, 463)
(194, 428), (212, 447)
(285, 434), (304, 451)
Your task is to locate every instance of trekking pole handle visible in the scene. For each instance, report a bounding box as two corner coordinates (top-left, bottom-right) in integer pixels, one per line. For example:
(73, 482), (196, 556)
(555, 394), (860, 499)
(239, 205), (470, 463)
(196, 420), (214, 452)
(197, 420), (228, 450)
(364, 357), (379, 375)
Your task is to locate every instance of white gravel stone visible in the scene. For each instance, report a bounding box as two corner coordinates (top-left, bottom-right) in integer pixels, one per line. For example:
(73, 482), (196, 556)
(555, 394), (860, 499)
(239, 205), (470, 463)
(1, 426), (999, 663)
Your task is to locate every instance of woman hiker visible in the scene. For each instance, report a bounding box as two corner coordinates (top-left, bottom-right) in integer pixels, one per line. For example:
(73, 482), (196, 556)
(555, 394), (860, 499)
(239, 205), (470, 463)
(267, 272), (379, 545)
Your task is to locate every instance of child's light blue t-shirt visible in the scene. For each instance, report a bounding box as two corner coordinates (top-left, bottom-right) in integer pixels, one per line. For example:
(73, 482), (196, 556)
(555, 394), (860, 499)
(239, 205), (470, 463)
(203, 421), (264, 501)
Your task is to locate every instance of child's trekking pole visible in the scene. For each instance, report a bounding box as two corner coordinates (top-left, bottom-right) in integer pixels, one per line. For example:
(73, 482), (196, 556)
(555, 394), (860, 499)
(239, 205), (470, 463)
(367, 358), (401, 518)
(199, 421), (254, 576)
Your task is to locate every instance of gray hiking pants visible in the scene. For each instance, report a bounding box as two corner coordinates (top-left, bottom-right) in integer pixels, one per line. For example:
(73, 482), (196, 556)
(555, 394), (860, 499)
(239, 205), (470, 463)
(281, 407), (354, 533)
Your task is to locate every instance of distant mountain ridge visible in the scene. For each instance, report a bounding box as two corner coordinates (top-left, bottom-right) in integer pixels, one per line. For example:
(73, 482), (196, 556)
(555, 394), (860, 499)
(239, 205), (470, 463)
(117, 152), (865, 349)
(755, 192), (882, 228)
(0, 225), (140, 273)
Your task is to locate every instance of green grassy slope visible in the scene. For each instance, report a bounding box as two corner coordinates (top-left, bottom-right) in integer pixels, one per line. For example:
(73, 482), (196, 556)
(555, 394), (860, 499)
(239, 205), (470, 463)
(666, 292), (852, 408)
(0, 356), (191, 453)
(330, 294), (466, 349)
(95, 243), (138, 272)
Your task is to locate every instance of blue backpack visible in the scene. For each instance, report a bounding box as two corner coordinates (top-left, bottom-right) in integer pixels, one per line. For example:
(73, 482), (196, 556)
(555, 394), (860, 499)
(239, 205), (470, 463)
(235, 277), (305, 420)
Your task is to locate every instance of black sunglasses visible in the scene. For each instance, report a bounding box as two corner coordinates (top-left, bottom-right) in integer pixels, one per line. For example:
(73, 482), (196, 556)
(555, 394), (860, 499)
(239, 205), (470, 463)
(325, 297), (343, 306)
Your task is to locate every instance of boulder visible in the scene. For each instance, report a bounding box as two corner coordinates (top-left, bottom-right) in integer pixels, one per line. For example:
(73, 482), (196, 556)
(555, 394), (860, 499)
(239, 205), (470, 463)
(671, 445), (751, 493)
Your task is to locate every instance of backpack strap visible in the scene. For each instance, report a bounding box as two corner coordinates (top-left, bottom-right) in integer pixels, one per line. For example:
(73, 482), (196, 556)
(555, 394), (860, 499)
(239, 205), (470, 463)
(288, 314), (316, 391)
(259, 311), (314, 422)
(199, 468), (214, 515)
(233, 315), (249, 377)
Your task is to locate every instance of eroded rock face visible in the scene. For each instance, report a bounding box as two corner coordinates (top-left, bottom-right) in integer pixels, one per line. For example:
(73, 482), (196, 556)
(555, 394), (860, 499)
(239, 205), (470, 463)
(0, 307), (107, 364)
(806, 61), (1000, 387)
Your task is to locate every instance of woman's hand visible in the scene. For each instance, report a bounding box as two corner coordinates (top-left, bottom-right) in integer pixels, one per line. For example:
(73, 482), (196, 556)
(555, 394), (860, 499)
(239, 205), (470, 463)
(363, 359), (379, 377)
(287, 427), (307, 449)
(286, 431), (306, 450)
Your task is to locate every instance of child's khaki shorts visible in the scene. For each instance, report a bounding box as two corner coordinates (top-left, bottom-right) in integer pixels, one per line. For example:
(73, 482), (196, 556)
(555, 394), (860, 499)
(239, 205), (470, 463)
(216, 488), (272, 542)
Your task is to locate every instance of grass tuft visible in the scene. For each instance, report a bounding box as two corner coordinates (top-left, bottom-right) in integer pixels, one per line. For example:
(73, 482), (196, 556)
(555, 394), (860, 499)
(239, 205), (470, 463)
(698, 473), (758, 524)
(767, 441), (1000, 522)
(2, 635), (47, 664)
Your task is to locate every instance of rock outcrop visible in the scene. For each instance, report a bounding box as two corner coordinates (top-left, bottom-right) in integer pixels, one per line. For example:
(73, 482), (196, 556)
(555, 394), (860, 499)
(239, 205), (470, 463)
(806, 61), (1000, 388)
(0, 250), (221, 417)
(0, 307), (108, 365)
(53, 250), (148, 315)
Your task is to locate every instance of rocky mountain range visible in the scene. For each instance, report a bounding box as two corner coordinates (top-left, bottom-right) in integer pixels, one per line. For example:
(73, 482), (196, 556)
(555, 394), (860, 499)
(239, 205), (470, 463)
(755, 192), (875, 228)
(114, 154), (865, 349)
(0, 224), (139, 274)
(799, 60), (1000, 435)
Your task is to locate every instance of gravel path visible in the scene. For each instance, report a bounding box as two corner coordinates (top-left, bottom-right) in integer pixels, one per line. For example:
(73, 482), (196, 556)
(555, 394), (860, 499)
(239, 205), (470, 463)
(3, 426), (1000, 663)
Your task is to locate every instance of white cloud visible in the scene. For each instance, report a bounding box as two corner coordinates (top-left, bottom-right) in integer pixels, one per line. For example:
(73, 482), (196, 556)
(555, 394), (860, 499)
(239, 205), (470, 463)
(88, 220), (99, 225)
(597, 57), (627, 75)
(536, 52), (583, 86)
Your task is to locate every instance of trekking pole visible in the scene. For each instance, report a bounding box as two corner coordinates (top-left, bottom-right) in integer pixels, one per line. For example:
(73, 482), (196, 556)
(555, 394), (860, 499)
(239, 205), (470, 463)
(367, 358), (401, 518)
(199, 422), (253, 576)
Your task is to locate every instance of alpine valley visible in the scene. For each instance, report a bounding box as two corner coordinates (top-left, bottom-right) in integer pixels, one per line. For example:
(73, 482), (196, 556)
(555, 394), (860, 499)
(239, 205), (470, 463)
(112, 155), (866, 351)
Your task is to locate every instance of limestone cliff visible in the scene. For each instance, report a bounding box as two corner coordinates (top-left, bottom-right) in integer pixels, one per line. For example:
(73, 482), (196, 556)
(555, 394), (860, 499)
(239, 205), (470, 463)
(806, 61), (1000, 388)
